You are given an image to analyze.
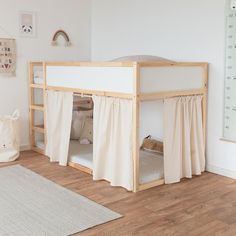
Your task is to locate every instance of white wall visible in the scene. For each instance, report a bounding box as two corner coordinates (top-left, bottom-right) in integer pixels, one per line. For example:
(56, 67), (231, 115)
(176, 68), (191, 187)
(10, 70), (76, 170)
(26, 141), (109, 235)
(91, 0), (236, 178)
(0, 0), (91, 148)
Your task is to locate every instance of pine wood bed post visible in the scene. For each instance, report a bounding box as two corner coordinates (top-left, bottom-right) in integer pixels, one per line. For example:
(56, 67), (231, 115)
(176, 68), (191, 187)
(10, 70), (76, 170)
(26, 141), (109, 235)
(28, 62), (35, 149)
(133, 62), (140, 192)
(28, 61), (46, 155)
(202, 63), (209, 151)
(43, 62), (47, 149)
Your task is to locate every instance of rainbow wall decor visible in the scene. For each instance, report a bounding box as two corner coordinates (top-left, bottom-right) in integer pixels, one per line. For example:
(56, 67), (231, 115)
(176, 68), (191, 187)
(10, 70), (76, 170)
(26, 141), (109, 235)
(51, 30), (71, 47)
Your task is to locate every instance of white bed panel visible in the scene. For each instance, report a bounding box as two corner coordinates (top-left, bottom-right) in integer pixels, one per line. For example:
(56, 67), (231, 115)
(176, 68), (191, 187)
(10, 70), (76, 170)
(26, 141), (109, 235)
(46, 66), (134, 94)
(140, 66), (203, 93)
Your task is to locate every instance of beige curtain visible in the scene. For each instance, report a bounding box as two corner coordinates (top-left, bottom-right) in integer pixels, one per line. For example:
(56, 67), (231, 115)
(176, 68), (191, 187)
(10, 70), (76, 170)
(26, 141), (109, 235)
(93, 96), (133, 191)
(163, 96), (205, 184)
(46, 90), (73, 166)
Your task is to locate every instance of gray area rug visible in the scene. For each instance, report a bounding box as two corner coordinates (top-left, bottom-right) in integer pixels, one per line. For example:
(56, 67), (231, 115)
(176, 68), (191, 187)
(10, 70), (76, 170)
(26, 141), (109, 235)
(0, 165), (122, 236)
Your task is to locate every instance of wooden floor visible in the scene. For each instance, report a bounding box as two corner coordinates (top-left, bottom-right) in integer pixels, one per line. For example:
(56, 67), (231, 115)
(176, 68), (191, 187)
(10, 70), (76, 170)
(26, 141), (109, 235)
(1, 151), (236, 236)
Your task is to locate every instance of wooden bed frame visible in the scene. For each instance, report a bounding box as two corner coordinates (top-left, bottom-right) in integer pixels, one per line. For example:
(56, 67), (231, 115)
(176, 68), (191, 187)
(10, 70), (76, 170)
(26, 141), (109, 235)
(28, 61), (208, 192)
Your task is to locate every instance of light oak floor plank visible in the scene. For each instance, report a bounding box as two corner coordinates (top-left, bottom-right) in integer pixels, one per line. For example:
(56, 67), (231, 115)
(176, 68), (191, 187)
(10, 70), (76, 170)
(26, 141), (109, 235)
(1, 151), (235, 236)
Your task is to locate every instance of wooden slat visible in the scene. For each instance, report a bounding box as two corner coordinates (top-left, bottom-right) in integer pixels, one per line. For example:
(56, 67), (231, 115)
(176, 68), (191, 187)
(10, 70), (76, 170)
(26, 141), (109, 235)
(30, 104), (44, 111)
(138, 61), (208, 67)
(44, 61), (208, 68)
(30, 84), (44, 89)
(32, 125), (45, 134)
(45, 61), (135, 67)
(138, 179), (165, 191)
(140, 88), (206, 101)
(68, 162), (93, 175)
(46, 86), (133, 99)
(30, 61), (43, 65)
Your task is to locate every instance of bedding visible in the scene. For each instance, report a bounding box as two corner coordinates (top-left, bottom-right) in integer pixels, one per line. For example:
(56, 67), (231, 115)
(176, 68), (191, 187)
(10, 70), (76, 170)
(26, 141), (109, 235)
(70, 110), (93, 140)
(80, 117), (93, 143)
(73, 97), (93, 110)
(68, 140), (163, 184)
(139, 150), (164, 184)
(69, 141), (93, 169)
(111, 55), (173, 62)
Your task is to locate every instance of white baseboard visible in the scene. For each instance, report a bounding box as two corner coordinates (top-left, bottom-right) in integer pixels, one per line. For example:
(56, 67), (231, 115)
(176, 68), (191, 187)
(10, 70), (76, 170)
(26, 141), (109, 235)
(206, 164), (236, 179)
(20, 145), (31, 151)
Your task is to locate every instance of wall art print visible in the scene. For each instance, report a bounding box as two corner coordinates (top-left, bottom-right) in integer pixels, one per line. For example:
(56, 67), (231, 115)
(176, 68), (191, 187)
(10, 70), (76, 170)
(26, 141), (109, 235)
(51, 30), (71, 47)
(0, 38), (16, 75)
(19, 11), (36, 37)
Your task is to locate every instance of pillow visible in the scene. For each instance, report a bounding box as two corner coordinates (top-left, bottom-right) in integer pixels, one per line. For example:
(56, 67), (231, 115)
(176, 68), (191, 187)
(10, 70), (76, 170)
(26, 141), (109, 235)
(79, 109), (93, 118)
(111, 55), (173, 62)
(73, 97), (93, 110)
(141, 135), (163, 154)
(80, 117), (93, 143)
(70, 110), (93, 140)
(70, 111), (84, 140)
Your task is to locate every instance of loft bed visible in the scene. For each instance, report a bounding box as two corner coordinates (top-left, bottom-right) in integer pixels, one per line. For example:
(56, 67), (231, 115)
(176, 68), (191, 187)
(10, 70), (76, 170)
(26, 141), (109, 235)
(28, 59), (208, 192)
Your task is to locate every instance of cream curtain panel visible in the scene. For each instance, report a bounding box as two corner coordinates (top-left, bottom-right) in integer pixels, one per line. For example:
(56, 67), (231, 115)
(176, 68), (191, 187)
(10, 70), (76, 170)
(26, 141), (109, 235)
(163, 96), (205, 184)
(93, 96), (133, 191)
(46, 90), (73, 166)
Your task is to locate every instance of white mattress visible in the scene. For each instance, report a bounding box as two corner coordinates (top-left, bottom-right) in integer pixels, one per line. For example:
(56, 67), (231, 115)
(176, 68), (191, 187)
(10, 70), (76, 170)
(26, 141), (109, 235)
(68, 140), (93, 169)
(139, 150), (164, 184)
(68, 140), (163, 184)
